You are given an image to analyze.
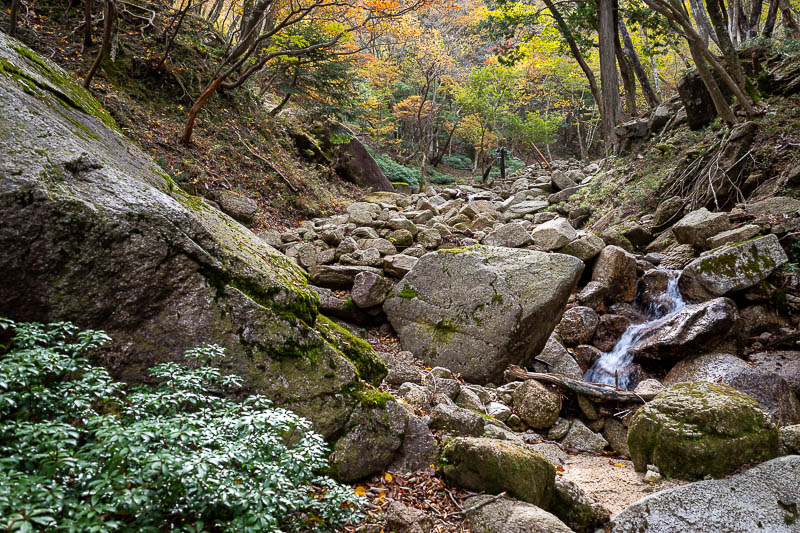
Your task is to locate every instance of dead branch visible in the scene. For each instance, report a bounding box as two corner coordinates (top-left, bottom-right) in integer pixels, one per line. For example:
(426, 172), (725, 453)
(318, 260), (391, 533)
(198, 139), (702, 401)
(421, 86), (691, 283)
(504, 365), (656, 402)
(445, 491), (507, 518)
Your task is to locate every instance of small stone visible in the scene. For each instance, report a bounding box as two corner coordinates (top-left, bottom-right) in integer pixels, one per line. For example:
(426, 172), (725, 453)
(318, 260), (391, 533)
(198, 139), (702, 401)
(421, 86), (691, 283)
(643, 470), (662, 483)
(547, 418), (570, 440)
(561, 419), (608, 452)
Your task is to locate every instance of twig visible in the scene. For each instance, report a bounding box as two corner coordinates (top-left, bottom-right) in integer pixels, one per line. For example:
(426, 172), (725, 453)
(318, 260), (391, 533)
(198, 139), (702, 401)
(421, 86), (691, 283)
(504, 365), (655, 402)
(445, 491), (507, 518)
(444, 488), (463, 512)
(234, 130), (299, 193)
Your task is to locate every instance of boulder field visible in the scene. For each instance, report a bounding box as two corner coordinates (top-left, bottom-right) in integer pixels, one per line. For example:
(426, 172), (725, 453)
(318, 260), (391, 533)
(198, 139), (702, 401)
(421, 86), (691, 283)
(2, 32), (800, 532)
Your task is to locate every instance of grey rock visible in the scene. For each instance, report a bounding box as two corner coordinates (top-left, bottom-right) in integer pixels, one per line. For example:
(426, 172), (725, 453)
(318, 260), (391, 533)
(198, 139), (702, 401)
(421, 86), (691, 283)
(664, 352), (800, 424)
(456, 387), (485, 413)
(486, 401), (512, 422)
(552, 170), (578, 191)
(577, 281), (608, 310)
(351, 271), (392, 308)
(679, 235), (788, 302)
(385, 501), (434, 533)
(531, 217), (578, 251)
(380, 350), (424, 385)
(603, 418), (630, 457)
(551, 477), (611, 533)
(610, 456), (800, 532)
(417, 228), (443, 249)
(671, 208), (731, 249)
(559, 231), (605, 261)
(384, 246), (583, 384)
(561, 419), (608, 452)
(532, 442), (568, 467)
(389, 414), (439, 473)
(428, 403), (486, 436)
(388, 228), (414, 247)
(750, 351), (800, 397)
(311, 265), (383, 289)
(466, 495), (572, 533)
(532, 333), (583, 380)
(652, 196), (685, 229)
(660, 243), (697, 269)
(383, 254), (418, 277)
(705, 224), (760, 249)
(513, 379), (562, 429)
(257, 229), (282, 248)
(592, 246), (638, 303)
(358, 237), (397, 256)
(216, 190), (259, 224)
(502, 200), (549, 221)
(547, 418), (571, 440)
(780, 425), (800, 455)
(634, 379), (664, 397)
(483, 223), (533, 248)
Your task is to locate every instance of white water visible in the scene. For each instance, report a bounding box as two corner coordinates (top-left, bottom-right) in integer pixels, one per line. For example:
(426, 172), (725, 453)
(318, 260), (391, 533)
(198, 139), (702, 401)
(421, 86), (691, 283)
(584, 270), (687, 389)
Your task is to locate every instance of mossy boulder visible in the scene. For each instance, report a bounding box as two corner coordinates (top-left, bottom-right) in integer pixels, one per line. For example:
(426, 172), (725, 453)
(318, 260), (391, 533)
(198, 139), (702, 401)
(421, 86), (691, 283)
(440, 437), (556, 508)
(627, 382), (779, 479)
(0, 33), (397, 481)
(678, 234), (788, 302)
(383, 246), (583, 384)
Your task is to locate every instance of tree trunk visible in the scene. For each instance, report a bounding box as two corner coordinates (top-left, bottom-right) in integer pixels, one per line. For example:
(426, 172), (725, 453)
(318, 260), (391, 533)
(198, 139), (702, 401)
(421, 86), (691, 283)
(83, 0), (93, 47)
(615, 28), (637, 117)
(763, 0), (780, 36)
(748, 0), (763, 37)
(269, 69), (297, 117)
(690, 0), (718, 45)
(619, 20), (661, 107)
(780, 0), (800, 38)
(83, 0), (114, 89)
(542, 0), (605, 122)
(598, 0), (621, 153)
(706, 0), (748, 92)
(688, 36), (738, 125)
(9, 0), (20, 37)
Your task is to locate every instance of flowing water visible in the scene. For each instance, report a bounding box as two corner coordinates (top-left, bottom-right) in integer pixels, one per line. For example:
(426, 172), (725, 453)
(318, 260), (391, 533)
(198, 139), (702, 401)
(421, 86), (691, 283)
(584, 270), (687, 389)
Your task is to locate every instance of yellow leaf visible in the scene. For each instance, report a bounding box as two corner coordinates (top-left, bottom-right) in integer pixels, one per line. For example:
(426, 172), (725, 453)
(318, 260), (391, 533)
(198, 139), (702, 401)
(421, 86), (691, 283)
(354, 485), (367, 497)
(383, 472), (393, 483)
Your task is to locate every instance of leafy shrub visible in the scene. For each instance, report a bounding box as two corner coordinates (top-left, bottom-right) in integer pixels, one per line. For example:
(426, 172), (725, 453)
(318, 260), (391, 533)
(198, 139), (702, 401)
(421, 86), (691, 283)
(371, 152), (420, 189)
(441, 154), (472, 170)
(0, 319), (363, 532)
(427, 168), (457, 185)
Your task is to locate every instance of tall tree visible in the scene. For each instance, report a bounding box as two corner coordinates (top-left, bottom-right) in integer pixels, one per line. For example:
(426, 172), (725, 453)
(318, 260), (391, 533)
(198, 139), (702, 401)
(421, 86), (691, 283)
(618, 20), (660, 107)
(598, 0), (621, 152)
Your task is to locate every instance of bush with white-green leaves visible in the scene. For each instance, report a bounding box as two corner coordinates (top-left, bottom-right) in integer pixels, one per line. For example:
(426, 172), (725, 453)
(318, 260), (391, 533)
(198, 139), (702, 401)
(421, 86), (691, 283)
(0, 318), (364, 532)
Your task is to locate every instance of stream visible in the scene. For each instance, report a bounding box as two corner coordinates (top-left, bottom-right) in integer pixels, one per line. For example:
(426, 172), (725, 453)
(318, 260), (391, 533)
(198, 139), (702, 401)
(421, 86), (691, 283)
(584, 270), (687, 389)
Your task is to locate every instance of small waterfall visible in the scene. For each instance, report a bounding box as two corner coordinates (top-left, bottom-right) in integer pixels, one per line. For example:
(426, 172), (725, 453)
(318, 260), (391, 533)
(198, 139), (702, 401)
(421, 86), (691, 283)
(584, 270), (687, 389)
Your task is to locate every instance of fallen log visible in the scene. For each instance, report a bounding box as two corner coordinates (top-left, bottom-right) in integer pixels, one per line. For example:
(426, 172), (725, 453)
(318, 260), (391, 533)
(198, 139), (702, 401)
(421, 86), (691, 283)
(504, 365), (657, 402)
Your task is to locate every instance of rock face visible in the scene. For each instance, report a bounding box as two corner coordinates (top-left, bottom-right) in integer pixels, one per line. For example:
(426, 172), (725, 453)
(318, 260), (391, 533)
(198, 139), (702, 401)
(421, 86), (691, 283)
(467, 496), (573, 533)
(440, 437), (556, 507)
(678, 235), (788, 301)
(627, 382), (779, 479)
(610, 456), (800, 533)
(383, 246), (583, 383)
(664, 352), (800, 424)
(0, 34), (396, 481)
(592, 246), (638, 303)
(628, 298), (738, 365)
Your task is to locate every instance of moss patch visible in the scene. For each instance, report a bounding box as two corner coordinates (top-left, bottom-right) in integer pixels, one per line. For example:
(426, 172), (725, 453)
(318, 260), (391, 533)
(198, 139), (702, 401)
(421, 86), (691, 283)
(316, 315), (387, 385)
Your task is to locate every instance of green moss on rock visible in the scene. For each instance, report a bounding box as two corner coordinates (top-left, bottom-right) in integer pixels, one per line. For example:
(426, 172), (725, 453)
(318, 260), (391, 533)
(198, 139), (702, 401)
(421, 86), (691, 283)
(316, 315), (387, 385)
(627, 382), (779, 480)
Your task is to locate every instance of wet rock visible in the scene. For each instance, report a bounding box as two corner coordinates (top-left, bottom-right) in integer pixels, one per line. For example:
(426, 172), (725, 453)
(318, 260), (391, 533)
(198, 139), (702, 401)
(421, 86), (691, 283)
(466, 495), (572, 533)
(610, 456), (800, 532)
(629, 297), (738, 365)
(627, 382), (779, 479)
(561, 419), (608, 452)
(513, 379), (562, 429)
(592, 246), (638, 303)
(428, 403), (485, 436)
(671, 208), (731, 249)
(556, 306), (599, 346)
(573, 345), (603, 373)
(664, 352), (800, 424)
(531, 218), (578, 251)
(532, 333), (583, 380)
(592, 314), (631, 352)
(551, 478), (611, 533)
(440, 438), (555, 507)
(678, 235), (788, 302)
(384, 246), (583, 384)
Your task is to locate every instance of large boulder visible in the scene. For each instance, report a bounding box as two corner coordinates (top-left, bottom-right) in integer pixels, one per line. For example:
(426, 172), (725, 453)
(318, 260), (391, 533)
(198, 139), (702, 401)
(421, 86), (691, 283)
(627, 382), (779, 479)
(610, 456), (800, 532)
(467, 496), (573, 533)
(671, 208), (731, 249)
(513, 379), (562, 429)
(592, 246), (638, 303)
(628, 298), (738, 365)
(530, 218), (577, 251)
(483, 222), (533, 248)
(0, 34), (396, 481)
(440, 437), (556, 507)
(383, 246), (583, 383)
(664, 352), (800, 424)
(678, 235), (789, 301)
